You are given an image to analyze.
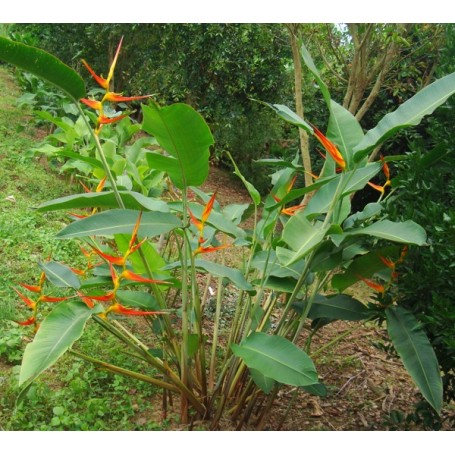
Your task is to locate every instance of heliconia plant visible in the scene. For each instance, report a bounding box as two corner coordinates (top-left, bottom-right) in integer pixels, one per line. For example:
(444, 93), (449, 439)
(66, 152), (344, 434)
(1, 35), (454, 428)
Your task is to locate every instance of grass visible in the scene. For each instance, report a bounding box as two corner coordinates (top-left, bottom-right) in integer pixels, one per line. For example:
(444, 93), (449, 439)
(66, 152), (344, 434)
(0, 66), (164, 431)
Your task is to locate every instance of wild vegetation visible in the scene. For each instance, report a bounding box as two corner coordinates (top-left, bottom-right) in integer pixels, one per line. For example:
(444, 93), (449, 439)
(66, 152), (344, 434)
(0, 24), (454, 430)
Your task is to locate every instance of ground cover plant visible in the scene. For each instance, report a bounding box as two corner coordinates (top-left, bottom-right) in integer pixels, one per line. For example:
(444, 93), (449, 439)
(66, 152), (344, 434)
(1, 34), (454, 430)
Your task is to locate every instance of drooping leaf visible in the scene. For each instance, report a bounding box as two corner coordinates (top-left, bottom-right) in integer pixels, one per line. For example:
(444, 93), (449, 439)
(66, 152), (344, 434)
(353, 72), (455, 162)
(115, 290), (160, 311)
(38, 261), (81, 289)
(38, 191), (169, 213)
(301, 382), (327, 397)
(308, 294), (372, 321)
(57, 209), (181, 239)
(222, 203), (251, 225)
(343, 203), (384, 229)
(300, 43), (331, 108)
(331, 246), (400, 291)
(142, 102), (214, 189)
(19, 301), (94, 386)
(231, 332), (318, 387)
(192, 260), (254, 294)
(331, 220), (427, 247)
(386, 306), (443, 413)
(249, 368), (276, 394)
(257, 101), (313, 134)
(0, 37), (85, 100)
(225, 152), (261, 206)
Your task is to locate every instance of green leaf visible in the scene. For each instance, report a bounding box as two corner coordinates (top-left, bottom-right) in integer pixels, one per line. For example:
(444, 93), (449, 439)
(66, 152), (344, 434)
(19, 301), (94, 386)
(301, 43), (331, 108)
(222, 203), (251, 225)
(386, 306), (443, 414)
(231, 332), (318, 387)
(0, 37), (85, 100)
(304, 163), (381, 217)
(354, 72), (455, 161)
(164, 259), (254, 293)
(57, 209), (181, 239)
(343, 203), (384, 229)
(308, 294), (371, 321)
(327, 100), (364, 169)
(38, 261), (80, 289)
(142, 102), (213, 189)
(257, 102), (313, 134)
(38, 191), (169, 213)
(225, 152), (261, 206)
(193, 260), (254, 294)
(301, 382), (327, 397)
(331, 246), (400, 292)
(282, 214), (328, 265)
(115, 290), (159, 311)
(115, 234), (169, 277)
(251, 250), (304, 280)
(249, 368), (275, 394)
(331, 220), (427, 247)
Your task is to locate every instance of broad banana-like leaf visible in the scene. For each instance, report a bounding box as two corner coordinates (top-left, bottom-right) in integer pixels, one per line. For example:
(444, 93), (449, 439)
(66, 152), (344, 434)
(386, 306), (443, 414)
(38, 191), (169, 213)
(142, 102), (213, 189)
(307, 294), (372, 321)
(19, 301), (96, 386)
(354, 72), (455, 161)
(331, 220), (427, 247)
(57, 209), (181, 239)
(231, 332), (318, 387)
(38, 261), (81, 289)
(0, 36), (85, 100)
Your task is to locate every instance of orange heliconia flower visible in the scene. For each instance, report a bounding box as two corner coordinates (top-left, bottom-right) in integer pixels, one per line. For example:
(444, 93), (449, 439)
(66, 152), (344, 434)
(272, 175), (307, 217)
(357, 275), (385, 294)
(20, 283), (42, 293)
(16, 316), (36, 326)
(368, 156), (392, 195)
(14, 288), (36, 309)
(80, 98), (103, 111)
(97, 114), (129, 125)
(106, 303), (165, 317)
(188, 192), (229, 255)
(193, 244), (229, 256)
(103, 92), (151, 103)
(281, 204), (306, 216)
(379, 256), (395, 269)
(120, 269), (169, 285)
(81, 37), (152, 135)
(312, 125), (346, 171)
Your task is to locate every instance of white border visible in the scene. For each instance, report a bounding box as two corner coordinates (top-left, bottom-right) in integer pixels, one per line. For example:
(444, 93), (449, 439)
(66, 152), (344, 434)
(2, 1), (454, 23)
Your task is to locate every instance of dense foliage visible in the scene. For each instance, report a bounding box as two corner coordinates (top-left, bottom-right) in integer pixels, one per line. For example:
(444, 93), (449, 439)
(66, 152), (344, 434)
(386, 24), (455, 406)
(13, 24), (294, 191)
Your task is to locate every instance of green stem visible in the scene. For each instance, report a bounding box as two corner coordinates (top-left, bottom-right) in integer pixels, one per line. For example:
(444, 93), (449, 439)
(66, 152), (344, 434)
(75, 102), (124, 209)
(69, 349), (180, 393)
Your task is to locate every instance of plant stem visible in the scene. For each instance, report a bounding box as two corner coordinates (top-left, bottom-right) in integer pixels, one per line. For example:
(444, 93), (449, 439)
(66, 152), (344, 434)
(69, 349), (180, 393)
(75, 102), (124, 209)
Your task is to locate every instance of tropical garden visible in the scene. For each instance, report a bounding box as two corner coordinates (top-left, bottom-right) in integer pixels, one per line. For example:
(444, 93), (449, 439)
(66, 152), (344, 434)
(0, 23), (454, 431)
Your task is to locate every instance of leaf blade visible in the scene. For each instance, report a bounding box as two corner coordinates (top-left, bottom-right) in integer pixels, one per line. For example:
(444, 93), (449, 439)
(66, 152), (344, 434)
(19, 301), (94, 386)
(0, 36), (85, 100)
(386, 306), (443, 413)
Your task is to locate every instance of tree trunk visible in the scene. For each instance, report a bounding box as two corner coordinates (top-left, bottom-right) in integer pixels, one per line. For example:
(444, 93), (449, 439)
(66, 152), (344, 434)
(288, 24), (313, 187)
